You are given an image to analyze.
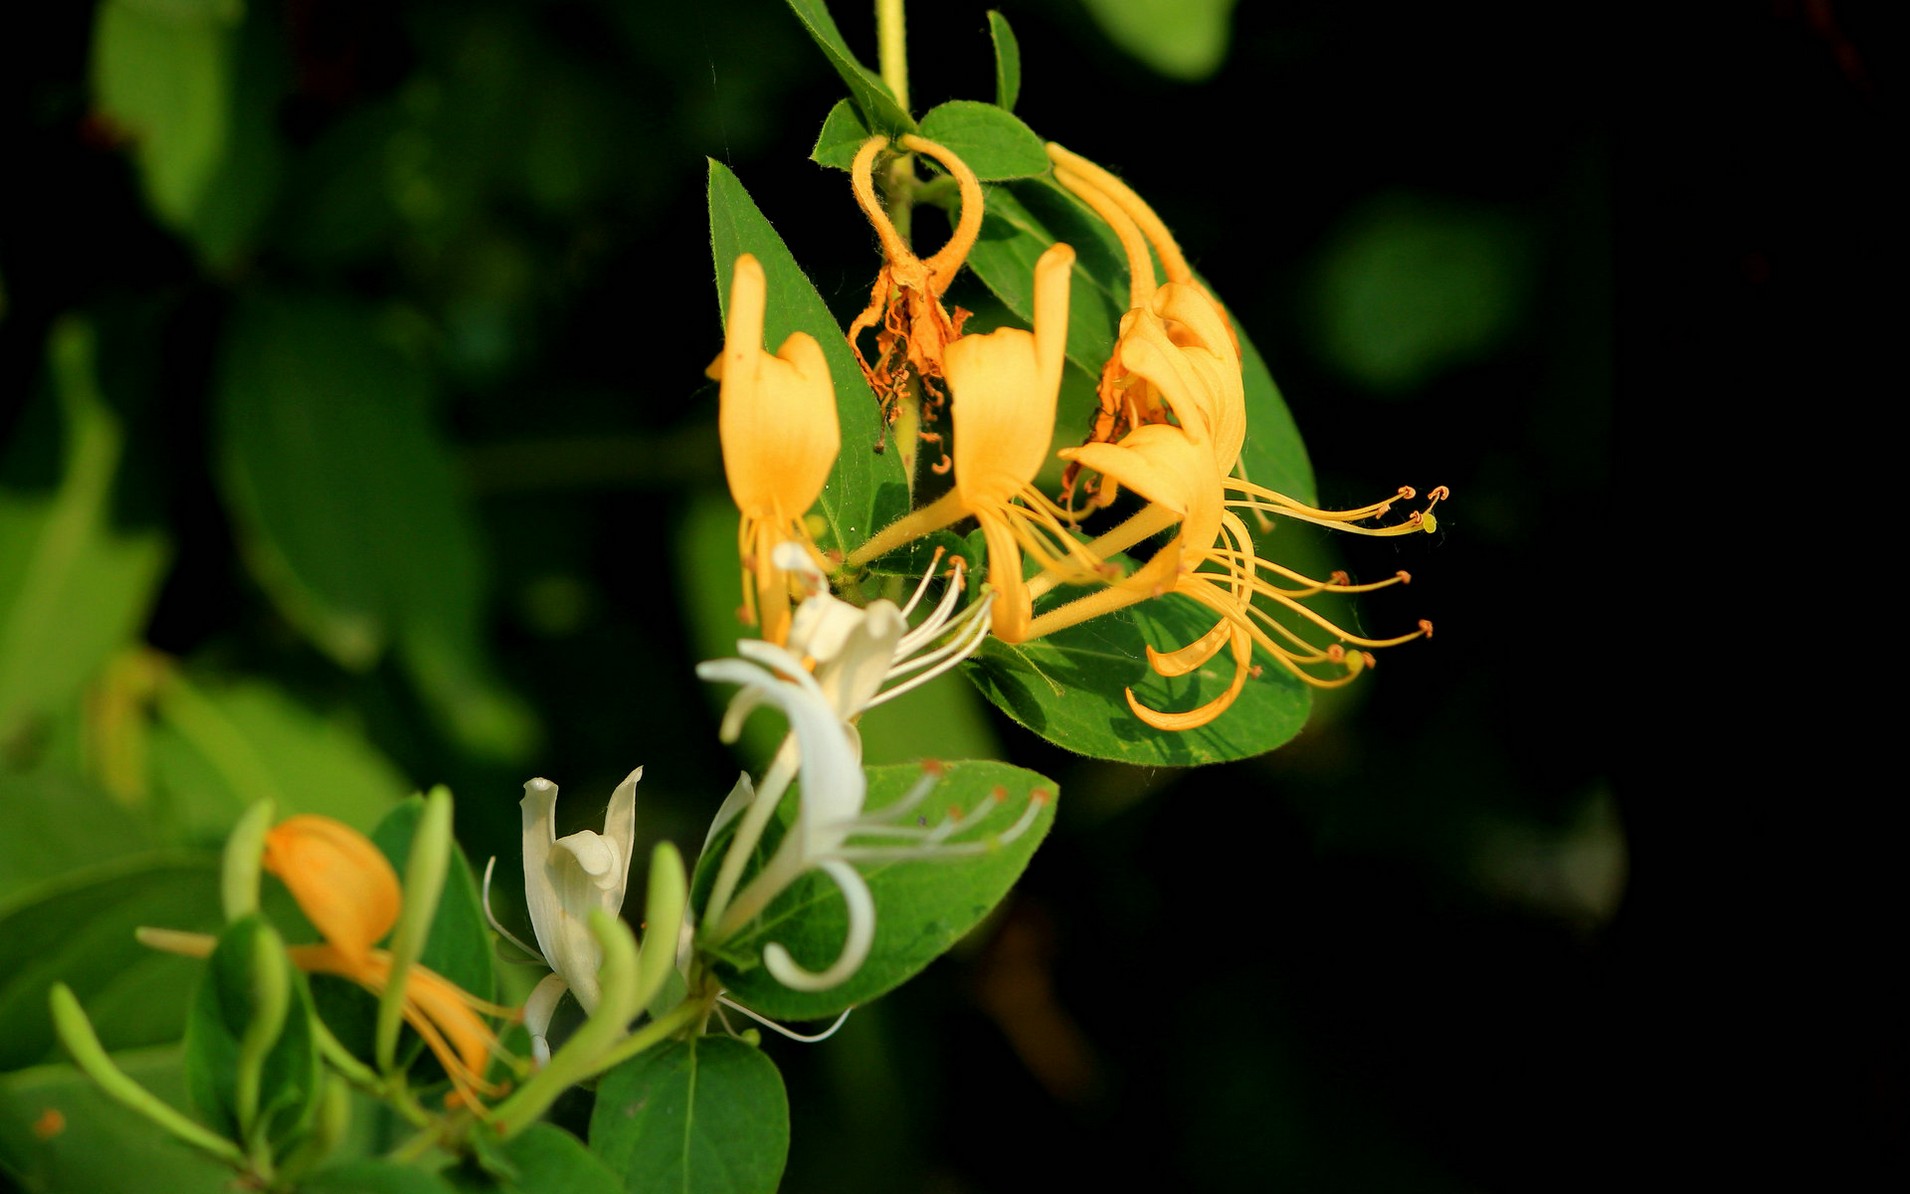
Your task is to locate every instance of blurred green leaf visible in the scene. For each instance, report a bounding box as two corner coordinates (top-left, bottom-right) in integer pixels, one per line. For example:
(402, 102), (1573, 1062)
(457, 1123), (619, 1194)
(917, 101), (1048, 180)
(966, 598), (1312, 765)
(183, 916), (317, 1151)
(148, 671), (407, 838)
(0, 766), (156, 908)
(780, 0), (915, 134)
(989, 11), (1022, 111)
(588, 1036), (788, 1194)
(214, 291), (535, 761)
(707, 162), (909, 558)
(89, 0), (240, 233)
(1079, 0), (1237, 80)
(300, 1160), (462, 1194)
(811, 98), (874, 170)
(0, 855), (221, 1072)
(0, 1047), (235, 1194)
(699, 760), (1055, 1021)
(182, 3), (288, 270)
(0, 319), (168, 750)
(1312, 194), (1534, 393)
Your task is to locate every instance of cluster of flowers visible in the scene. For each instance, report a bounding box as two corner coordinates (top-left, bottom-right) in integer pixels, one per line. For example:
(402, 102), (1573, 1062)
(721, 134), (1444, 733)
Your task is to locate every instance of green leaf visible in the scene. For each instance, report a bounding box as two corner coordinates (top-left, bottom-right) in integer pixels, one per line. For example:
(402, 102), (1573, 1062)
(916, 101), (1048, 181)
(214, 290), (535, 761)
(182, 916), (318, 1151)
(0, 766), (158, 908)
(1078, 0), (1237, 81)
(148, 671), (407, 838)
(699, 760), (1056, 1021)
(456, 1123), (618, 1194)
(588, 1036), (788, 1194)
(89, 0), (241, 233)
(810, 98), (873, 170)
(707, 161), (908, 559)
(965, 599), (1312, 766)
(299, 1160), (462, 1194)
(779, 0), (914, 134)
(0, 319), (168, 749)
(0, 1047), (237, 1194)
(0, 854), (222, 1072)
(988, 11), (1021, 111)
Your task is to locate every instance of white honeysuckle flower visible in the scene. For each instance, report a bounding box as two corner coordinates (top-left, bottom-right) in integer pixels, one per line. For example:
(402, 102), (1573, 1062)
(695, 634), (1046, 993)
(484, 767), (640, 1064)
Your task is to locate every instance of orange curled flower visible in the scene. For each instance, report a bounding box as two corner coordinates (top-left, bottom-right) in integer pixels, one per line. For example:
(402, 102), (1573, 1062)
(263, 815), (508, 1106)
(847, 242), (1103, 641)
(712, 252), (841, 645)
(846, 133), (985, 465)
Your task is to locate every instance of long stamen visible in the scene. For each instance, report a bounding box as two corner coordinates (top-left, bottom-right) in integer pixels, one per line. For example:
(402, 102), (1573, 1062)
(479, 857), (547, 962)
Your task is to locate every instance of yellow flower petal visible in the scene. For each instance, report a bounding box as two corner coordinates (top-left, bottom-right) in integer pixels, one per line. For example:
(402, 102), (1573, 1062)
(262, 815), (399, 968)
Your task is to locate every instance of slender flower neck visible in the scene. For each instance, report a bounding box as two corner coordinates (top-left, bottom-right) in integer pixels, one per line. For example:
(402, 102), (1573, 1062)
(847, 133), (987, 465)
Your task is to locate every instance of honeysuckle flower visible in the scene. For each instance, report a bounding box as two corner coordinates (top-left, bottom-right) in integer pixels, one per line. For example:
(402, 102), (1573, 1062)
(846, 133), (985, 460)
(713, 252), (841, 645)
(697, 637), (1044, 993)
(1037, 421), (1440, 727)
(846, 241), (1103, 641)
(1047, 142), (1243, 503)
(483, 769), (640, 1065)
(699, 543), (998, 942)
(144, 815), (509, 1107)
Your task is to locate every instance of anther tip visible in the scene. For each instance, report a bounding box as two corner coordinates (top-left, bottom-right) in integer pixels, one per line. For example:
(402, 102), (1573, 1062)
(990, 785), (1008, 803)
(1418, 619), (1434, 638)
(1427, 485), (1451, 502)
(922, 758), (946, 776)
(1397, 570), (1413, 584)
(1031, 788), (1052, 804)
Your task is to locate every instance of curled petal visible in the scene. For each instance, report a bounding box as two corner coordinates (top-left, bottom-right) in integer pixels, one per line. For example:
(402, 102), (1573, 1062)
(761, 859), (875, 993)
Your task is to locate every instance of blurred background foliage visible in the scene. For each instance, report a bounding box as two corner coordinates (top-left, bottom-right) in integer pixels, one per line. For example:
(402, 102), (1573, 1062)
(0, 0), (1783, 1187)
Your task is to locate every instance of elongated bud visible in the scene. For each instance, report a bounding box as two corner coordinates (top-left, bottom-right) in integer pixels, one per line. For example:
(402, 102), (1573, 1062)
(235, 920), (292, 1145)
(48, 983), (245, 1165)
(633, 843), (688, 1015)
(222, 800), (275, 922)
(377, 787), (454, 1072)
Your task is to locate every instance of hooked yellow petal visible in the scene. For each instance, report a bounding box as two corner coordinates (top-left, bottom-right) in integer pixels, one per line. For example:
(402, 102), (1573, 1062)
(263, 816), (399, 967)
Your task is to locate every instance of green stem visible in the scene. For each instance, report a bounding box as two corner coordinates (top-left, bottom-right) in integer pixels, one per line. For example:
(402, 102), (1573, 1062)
(876, 0), (909, 114)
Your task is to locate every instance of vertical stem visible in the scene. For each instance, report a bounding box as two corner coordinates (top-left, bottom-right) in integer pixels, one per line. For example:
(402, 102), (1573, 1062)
(876, 0), (909, 114)
(875, 0), (915, 244)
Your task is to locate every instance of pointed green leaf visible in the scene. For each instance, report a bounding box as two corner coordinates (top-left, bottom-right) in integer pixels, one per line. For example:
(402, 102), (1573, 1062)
(0, 319), (168, 747)
(369, 795), (494, 1005)
(917, 101), (1048, 181)
(779, 0), (914, 133)
(988, 11), (1022, 111)
(707, 162), (908, 560)
(588, 1036), (787, 1194)
(89, 0), (240, 232)
(811, 98), (874, 170)
(696, 760), (1056, 1021)
(1078, 0), (1238, 81)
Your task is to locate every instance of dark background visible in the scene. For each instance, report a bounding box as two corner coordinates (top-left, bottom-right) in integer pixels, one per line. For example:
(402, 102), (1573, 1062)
(1, 0), (1894, 1188)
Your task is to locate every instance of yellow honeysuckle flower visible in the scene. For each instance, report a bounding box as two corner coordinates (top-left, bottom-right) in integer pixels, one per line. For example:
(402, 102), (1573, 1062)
(1047, 142), (1244, 505)
(846, 133), (985, 464)
(712, 252), (841, 646)
(846, 241), (1104, 641)
(262, 816), (509, 1106)
(1038, 423), (1439, 728)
